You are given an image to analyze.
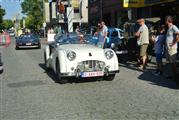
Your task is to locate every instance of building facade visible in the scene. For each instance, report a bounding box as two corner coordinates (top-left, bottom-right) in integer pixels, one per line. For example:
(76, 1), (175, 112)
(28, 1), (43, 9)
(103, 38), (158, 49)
(124, 0), (179, 26)
(89, 0), (128, 28)
(45, 0), (88, 31)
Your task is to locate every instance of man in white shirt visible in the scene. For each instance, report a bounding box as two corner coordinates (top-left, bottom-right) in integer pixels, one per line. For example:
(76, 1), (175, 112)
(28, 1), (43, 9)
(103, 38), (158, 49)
(165, 16), (179, 80)
(135, 18), (149, 70)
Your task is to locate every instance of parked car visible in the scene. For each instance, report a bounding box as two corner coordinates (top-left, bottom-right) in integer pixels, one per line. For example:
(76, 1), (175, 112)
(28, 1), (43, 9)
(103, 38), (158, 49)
(15, 34), (41, 49)
(7, 30), (15, 37)
(106, 28), (129, 55)
(9, 31), (15, 37)
(44, 33), (119, 84)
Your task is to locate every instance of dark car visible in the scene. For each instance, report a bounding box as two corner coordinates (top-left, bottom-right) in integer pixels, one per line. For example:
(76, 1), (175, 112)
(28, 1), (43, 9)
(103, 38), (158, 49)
(15, 34), (41, 50)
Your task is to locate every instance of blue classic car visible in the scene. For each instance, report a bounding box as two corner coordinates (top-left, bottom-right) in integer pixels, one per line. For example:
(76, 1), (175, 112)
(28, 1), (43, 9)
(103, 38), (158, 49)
(105, 28), (128, 55)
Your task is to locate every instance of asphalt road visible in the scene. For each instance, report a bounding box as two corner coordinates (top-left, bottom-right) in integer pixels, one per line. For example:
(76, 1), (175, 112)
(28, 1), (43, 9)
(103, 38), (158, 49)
(0, 38), (179, 120)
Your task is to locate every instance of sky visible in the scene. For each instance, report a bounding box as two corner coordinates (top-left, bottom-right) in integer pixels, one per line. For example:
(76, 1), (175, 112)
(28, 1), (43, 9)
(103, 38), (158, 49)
(0, 0), (23, 20)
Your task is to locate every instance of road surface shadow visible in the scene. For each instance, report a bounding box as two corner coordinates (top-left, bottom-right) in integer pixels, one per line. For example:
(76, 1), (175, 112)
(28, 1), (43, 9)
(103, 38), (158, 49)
(118, 54), (179, 89)
(7, 80), (46, 88)
(38, 63), (102, 84)
(119, 60), (179, 89)
(138, 69), (179, 89)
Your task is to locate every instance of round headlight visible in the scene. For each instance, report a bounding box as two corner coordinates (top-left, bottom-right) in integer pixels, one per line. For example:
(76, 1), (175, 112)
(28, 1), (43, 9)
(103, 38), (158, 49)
(105, 50), (114, 59)
(67, 51), (76, 61)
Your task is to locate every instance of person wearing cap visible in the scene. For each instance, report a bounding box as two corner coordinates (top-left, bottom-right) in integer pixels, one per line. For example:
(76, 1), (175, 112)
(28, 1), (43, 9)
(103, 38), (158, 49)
(135, 18), (149, 70)
(165, 16), (179, 80)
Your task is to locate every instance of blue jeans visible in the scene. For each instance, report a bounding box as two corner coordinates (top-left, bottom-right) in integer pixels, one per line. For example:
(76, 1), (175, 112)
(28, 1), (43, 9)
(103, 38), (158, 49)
(156, 53), (163, 63)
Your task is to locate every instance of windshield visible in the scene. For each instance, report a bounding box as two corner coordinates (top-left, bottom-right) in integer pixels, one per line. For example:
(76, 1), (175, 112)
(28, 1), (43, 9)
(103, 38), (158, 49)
(56, 34), (96, 45)
(19, 34), (35, 39)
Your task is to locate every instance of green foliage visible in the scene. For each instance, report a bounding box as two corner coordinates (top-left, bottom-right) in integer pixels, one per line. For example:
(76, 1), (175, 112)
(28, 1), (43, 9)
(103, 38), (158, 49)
(0, 5), (5, 31)
(21, 0), (44, 30)
(3, 20), (14, 30)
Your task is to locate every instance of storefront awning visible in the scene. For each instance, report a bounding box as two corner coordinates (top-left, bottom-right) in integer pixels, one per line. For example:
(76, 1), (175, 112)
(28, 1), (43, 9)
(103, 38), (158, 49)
(144, 17), (161, 23)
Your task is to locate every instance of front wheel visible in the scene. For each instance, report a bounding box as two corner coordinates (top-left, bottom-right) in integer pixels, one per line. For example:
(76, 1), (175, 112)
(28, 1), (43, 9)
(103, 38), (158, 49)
(56, 60), (68, 84)
(15, 46), (19, 50)
(38, 44), (41, 49)
(0, 63), (3, 74)
(104, 74), (115, 81)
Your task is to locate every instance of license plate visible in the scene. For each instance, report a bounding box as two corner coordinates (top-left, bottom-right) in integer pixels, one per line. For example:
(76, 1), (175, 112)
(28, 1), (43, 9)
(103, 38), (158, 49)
(80, 71), (104, 78)
(26, 43), (31, 45)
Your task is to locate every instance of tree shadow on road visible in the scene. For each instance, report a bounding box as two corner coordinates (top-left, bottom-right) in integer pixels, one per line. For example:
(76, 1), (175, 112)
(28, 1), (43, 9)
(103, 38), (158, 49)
(38, 63), (103, 84)
(138, 69), (179, 89)
(7, 80), (46, 88)
(119, 61), (179, 89)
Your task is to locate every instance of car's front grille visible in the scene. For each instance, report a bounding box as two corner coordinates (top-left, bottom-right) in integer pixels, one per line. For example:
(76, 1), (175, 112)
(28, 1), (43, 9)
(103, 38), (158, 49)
(77, 60), (105, 72)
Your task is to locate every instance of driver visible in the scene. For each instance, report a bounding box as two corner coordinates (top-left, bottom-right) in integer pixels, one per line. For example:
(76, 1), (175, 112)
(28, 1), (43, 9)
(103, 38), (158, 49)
(79, 34), (86, 44)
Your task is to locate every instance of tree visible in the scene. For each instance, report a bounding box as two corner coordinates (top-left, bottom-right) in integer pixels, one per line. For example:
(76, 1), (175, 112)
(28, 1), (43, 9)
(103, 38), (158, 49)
(21, 0), (44, 30)
(3, 20), (14, 30)
(0, 5), (5, 31)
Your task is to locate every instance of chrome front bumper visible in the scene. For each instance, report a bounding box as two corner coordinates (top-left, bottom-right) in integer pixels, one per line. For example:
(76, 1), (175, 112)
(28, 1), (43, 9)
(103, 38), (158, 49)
(60, 67), (119, 78)
(60, 60), (119, 77)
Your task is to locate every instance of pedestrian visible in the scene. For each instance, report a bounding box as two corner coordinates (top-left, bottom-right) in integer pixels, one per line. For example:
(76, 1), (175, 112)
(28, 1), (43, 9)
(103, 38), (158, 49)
(151, 25), (165, 76)
(96, 22), (104, 48)
(48, 27), (54, 34)
(135, 18), (149, 70)
(79, 34), (85, 44)
(165, 16), (179, 80)
(101, 21), (108, 48)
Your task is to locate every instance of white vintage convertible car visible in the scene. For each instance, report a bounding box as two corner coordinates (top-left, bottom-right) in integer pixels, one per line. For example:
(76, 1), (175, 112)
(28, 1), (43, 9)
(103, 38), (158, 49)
(44, 33), (119, 83)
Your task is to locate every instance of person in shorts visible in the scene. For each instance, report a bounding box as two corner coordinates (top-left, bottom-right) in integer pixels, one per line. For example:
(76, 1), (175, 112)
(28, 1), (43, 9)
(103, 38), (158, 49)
(135, 18), (149, 70)
(151, 25), (165, 76)
(165, 16), (179, 80)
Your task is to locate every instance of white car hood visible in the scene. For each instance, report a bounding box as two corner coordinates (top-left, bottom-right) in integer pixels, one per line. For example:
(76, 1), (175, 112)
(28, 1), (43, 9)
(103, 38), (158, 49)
(58, 44), (106, 60)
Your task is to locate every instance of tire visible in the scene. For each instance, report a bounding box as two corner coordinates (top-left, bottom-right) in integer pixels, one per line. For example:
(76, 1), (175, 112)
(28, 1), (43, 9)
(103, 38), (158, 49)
(104, 74), (115, 81)
(0, 65), (3, 74)
(0, 69), (3, 74)
(15, 46), (19, 50)
(38, 44), (41, 49)
(56, 60), (68, 84)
